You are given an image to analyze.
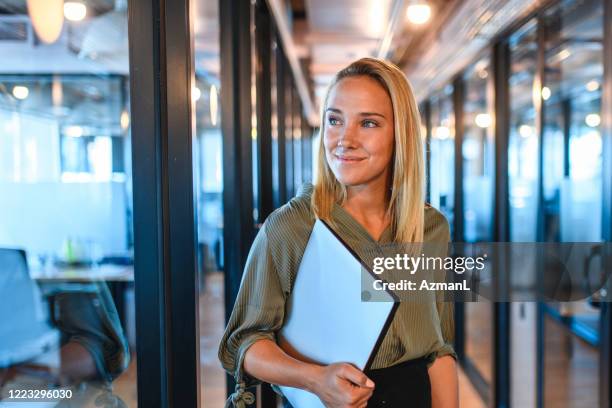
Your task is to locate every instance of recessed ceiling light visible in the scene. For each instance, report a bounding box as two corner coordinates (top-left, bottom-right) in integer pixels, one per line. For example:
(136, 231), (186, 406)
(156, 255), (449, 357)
(64, 2), (87, 22)
(12, 85), (29, 100)
(192, 87), (201, 102)
(474, 113), (492, 128)
(26, 0), (64, 43)
(519, 124), (534, 138)
(586, 80), (600, 92)
(585, 113), (601, 127)
(406, 3), (431, 25)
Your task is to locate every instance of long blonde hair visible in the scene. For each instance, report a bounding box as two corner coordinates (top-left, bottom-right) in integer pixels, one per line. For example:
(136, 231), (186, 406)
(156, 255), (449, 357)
(312, 57), (424, 244)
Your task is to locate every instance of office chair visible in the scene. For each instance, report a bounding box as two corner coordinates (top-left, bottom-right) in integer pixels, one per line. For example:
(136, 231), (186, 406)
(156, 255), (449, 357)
(0, 248), (60, 371)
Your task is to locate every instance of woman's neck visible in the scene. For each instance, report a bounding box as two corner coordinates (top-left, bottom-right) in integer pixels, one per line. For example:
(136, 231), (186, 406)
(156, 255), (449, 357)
(342, 181), (390, 241)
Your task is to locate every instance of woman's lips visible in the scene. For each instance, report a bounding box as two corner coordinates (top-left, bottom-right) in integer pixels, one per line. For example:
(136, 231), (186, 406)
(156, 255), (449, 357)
(334, 154), (366, 163)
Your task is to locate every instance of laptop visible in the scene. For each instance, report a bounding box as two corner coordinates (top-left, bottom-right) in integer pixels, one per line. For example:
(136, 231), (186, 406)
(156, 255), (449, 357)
(278, 220), (398, 408)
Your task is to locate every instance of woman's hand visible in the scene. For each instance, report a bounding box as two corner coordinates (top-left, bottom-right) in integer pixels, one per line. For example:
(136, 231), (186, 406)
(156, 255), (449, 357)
(311, 363), (375, 408)
(243, 340), (375, 407)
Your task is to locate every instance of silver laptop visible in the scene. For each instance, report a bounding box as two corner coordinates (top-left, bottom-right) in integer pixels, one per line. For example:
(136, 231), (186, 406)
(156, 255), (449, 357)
(278, 220), (397, 408)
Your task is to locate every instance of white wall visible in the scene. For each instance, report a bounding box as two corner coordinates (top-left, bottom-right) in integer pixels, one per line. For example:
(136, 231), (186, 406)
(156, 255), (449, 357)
(0, 181), (128, 257)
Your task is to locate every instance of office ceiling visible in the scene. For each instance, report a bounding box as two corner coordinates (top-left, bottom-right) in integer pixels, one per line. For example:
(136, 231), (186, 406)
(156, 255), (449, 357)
(293, 0), (462, 111)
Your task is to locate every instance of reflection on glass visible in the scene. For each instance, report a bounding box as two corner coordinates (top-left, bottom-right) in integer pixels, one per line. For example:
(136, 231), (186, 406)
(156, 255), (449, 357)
(271, 39), (282, 207)
(462, 58), (493, 243)
(508, 19), (540, 408)
(250, 0), (259, 224)
(0, 2), (136, 406)
(293, 94), (303, 190)
(429, 87), (455, 236)
(509, 19), (539, 242)
(191, 0), (225, 407)
(541, 1), (603, 407)
(542, 0), (603, 243)
(461, 57), (493, 391)
(285, 76), (295, 199)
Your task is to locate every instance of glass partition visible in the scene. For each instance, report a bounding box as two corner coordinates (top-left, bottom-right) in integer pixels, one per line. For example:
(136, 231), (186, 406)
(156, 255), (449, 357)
(508, 19), (540, 242)
(0, 2), (136, 406)
(541, 0), (604, 406)
(507, 19), (541, 408)
(429, 86), (455, 236)
(462, 57), (494, 392)
(462, 58), (494, 243)
(190, 0), (225, 406)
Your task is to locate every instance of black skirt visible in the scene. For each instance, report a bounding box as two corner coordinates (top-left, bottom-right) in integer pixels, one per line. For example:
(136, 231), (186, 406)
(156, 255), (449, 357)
(281, 357), (431, 408)
(364, 357), (431, 408)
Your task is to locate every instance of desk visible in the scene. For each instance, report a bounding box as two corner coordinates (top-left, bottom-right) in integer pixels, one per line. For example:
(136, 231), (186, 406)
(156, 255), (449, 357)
(29, 265), (134, 340)
(29, 264), (133, 283)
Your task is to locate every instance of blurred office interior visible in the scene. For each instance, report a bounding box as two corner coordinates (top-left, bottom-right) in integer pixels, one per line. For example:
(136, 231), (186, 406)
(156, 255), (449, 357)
(0, 0), (610, 407)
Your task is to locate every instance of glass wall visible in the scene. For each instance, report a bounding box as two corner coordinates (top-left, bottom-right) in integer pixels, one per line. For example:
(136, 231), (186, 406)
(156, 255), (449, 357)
(541, 0), (604, 406)
(508, 19), (540, 242)
(0, 2), (136, 406)
(429, 86), (455, 236)
(190, 0), (225, 406)
(462, 58), (494, 243)
(191, 1), (313, 405)
(285, 73), (295, 199)
(462, 57), (494, 394)
(420, 1), (610, 406)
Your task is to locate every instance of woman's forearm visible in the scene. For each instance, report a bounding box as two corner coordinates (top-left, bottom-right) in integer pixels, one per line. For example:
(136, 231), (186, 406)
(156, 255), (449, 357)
(428, 355), (459, 408)
(243, 339), (323, 392)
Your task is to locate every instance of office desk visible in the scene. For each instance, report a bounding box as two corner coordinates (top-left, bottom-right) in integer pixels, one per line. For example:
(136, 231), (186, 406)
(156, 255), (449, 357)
(30, 265), (134, 337)
(29, 264), (134, 283)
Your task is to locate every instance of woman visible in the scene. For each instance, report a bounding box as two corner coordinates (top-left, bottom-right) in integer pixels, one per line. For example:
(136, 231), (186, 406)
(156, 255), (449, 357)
(219, 57), (458, 408)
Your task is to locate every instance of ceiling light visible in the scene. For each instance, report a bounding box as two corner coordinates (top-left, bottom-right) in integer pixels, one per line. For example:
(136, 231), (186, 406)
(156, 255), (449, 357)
(558, 49), (571, 61)
(475, 59), (489, 79)
(369, 2), (386, 37)
(26, 0), (64, 44)
(12, 85), (29, 100)
(433, 126), (450, 140)
(541, 86), (551, 100)
(210, 85), (218, 126)
(64, 125), (84, 138)
(585, 113), (600, 127)
(406, 3), (431, 25)
(519, 124), (534, 138)
(586, 80), (600, 92)
(192, 86), (201, 102)
(64, 2), (87, 22)
(120, 110), (130, 131)
(474, 113), (492, 128)
(52, 76), (62, 107)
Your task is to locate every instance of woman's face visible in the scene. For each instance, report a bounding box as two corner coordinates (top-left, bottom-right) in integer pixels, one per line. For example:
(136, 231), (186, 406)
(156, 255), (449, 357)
(323, 75), (395, 189)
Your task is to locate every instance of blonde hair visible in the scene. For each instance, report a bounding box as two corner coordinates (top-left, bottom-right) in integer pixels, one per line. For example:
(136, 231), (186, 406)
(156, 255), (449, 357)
(312, 57), (424, 243)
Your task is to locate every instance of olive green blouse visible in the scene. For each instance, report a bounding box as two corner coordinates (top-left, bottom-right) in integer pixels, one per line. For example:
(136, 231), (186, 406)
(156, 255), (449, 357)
(218, 183), (456, 407)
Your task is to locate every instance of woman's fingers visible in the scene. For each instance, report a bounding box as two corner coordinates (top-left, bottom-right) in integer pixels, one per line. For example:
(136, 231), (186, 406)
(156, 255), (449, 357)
(337, 364), (375, 389)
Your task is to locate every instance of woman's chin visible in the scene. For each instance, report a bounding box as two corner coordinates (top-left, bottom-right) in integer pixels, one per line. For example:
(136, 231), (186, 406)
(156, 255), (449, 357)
(334, 175), (369, 187)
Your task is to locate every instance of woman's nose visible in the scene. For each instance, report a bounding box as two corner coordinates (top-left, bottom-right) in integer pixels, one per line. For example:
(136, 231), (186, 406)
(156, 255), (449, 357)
(337, 122), (358, 148)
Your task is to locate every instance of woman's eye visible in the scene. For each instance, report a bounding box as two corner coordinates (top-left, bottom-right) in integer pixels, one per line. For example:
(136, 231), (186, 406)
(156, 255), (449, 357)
(362, 119), (378, 128)
(328, 116), (341, 126)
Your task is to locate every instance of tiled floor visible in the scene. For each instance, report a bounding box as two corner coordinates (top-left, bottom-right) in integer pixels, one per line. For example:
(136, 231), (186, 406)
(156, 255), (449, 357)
(543, 313), (599, 408)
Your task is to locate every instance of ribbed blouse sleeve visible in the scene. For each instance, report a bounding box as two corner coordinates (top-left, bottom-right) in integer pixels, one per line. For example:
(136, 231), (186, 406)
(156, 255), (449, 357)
(218, 224), (286, 406)
(434, 289), (457, 361)
(427, 207), (458, 362)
